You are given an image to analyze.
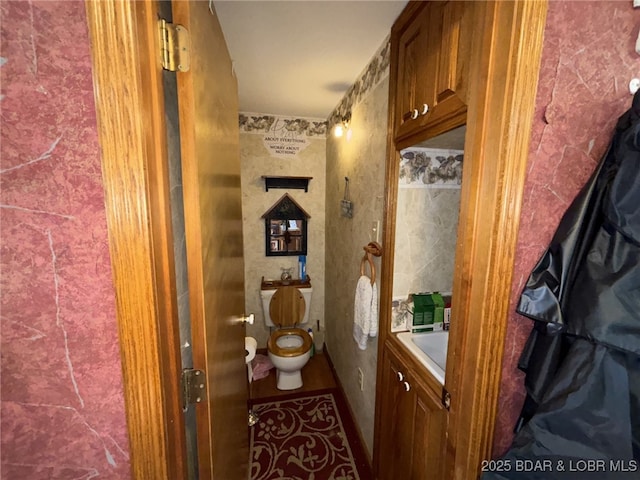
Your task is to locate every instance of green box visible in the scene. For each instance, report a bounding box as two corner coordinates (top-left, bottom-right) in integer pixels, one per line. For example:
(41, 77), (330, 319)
(412, 292), (445, 332)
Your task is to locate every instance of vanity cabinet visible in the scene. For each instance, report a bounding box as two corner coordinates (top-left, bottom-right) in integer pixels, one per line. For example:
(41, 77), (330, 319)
(377, 341), (447, 480)
(393, 1), (472, 148)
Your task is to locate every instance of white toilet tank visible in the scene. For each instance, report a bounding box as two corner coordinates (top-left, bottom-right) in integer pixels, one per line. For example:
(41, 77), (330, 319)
(260, 286), (312, 327)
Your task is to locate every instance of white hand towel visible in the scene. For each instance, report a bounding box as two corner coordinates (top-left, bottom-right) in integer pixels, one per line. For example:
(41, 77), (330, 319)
(369, 281), (379, 338)
(353, 275), (377, 350)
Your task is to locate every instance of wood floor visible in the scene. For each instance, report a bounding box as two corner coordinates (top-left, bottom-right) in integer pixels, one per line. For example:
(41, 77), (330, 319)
(249, 351), (337, 400)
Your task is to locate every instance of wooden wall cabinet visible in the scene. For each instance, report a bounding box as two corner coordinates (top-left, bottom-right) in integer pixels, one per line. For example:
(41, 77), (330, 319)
(377, 342), (447, 480)
(393, 1), (472, 149)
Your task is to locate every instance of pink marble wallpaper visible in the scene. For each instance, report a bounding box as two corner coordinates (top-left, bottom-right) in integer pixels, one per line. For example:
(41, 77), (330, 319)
(0, 1), (131, 478)
(493, 1), (640, 456)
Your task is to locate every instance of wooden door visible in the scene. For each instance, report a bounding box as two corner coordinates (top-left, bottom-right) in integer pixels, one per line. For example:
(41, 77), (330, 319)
(87, 0), (247, 478)
(172, 2), (248, 479)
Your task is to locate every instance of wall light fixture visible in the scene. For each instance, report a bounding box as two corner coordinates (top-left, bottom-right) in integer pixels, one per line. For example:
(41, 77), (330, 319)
(333, 112), (351, 138)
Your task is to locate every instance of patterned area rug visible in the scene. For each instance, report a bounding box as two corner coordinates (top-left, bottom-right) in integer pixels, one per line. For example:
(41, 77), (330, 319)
(250, 390), (365, 480)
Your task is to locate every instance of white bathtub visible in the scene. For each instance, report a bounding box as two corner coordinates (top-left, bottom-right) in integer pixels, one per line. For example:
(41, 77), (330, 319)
(396, 331), (449, 384)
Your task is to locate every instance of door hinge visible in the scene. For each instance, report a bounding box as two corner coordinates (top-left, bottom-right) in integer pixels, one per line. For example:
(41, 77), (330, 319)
(442, 387), (451, 411)
(181, 368), (206, 408)
(158, 19), (191, 72)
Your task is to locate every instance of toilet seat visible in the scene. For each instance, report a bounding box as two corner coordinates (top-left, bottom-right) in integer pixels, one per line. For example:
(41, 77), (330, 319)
(268, 328), (312, 357)
(269, 286), (306, 327)
(267, 286), (311, 358)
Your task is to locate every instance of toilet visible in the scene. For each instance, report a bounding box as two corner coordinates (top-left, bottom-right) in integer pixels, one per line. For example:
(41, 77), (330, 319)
(260, 283), (313, 390)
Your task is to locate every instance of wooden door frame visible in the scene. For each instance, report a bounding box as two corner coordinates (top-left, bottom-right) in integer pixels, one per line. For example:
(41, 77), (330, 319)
(374, 1), (548, 479)
(85, 0), (548, 478)
(86, 1), (187, 478)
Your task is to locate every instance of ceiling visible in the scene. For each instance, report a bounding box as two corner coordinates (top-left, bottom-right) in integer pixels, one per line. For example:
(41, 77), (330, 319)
(213, 1), (408, 120)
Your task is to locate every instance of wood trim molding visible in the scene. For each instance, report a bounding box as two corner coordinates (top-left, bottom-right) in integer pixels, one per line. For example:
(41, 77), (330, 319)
(372, 5), (402, 470)
(374, 1), (548, 479)
(85, 1), (186, 479)
(446, 3), (548, 477)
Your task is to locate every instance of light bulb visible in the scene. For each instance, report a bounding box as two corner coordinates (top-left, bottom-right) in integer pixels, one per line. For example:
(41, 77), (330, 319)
(334, 123), (344, 137)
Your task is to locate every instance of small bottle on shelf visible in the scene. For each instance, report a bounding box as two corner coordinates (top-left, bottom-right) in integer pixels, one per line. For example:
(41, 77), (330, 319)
(298, 255), (306, 280)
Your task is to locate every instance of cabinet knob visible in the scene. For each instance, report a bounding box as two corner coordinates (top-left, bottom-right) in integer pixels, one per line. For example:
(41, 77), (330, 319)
(403, 381), (411, 392)
(410, 108), (419, 120)
(397, 371), (404, 382)
(420, 103), (429, 115)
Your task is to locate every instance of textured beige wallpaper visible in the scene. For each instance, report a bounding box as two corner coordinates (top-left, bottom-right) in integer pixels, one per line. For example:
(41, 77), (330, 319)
(239, 118), (326, 347)
(325, 76), (389, 456)
(240, 36), (392, 457)
(393, 147), (463, 299)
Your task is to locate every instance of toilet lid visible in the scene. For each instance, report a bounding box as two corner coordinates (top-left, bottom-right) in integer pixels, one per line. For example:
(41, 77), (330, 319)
(269, 286), (306, 327)
(268, 328), (312, 357)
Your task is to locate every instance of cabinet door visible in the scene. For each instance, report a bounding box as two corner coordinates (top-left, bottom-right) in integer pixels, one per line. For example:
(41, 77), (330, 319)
(378, 344), (448, 480)
(394, 2), (439, 140)
(396, 368), (418, 480)
(394, 1), (472, 147)
(427, 1), (471, 132)
(410, 375), (447, 479)
(377, 349), (406, 479)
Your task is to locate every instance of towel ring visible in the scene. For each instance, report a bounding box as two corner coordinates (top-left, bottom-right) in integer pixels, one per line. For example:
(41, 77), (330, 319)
(359, 241), (382, 285)
(360, 253), (376, 285)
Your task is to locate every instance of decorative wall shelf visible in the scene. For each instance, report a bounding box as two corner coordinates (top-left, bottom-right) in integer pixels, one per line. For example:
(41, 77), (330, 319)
(262, 176), (313, 192)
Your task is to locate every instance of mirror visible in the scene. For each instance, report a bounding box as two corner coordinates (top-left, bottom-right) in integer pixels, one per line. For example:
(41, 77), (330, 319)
(266, 219), (307, 256)
(262, 193), (310, 257)
(391, 125), (466, 332)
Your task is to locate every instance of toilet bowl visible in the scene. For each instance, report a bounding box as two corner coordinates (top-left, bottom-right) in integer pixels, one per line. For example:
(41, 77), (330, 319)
(260, 283), (313, 390)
